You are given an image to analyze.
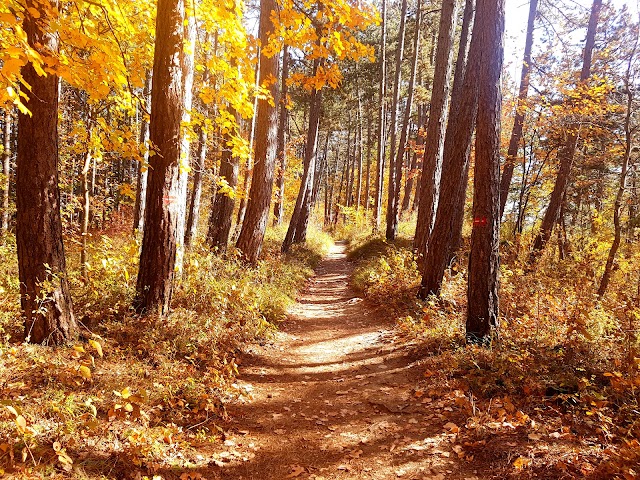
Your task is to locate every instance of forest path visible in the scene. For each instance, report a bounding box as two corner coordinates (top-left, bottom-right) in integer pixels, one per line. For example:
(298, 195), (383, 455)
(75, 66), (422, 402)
(209, 242), (477, 480)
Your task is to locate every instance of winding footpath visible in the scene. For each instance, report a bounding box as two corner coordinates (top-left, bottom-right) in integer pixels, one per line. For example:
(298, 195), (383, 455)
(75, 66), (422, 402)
(208, 243), (478, 480)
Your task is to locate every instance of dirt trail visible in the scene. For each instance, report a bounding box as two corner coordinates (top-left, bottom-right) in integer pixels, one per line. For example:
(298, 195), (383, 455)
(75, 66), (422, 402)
(212, 243), (477, 479)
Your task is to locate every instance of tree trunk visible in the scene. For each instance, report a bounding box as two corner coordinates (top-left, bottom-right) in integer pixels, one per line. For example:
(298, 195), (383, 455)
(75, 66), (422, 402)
(598, 50), (636, 296)
(134, 0), (186, 315)
(355, 73), (364, 210)
(133, 72), (152, 233)
(418, 0), (477, 298)
(414, 0), (459, 263)
(529, 0), (602, 263)
(402, 104), (424, 213)
(273, 45), (290, 226)
(385, 0), (408, 240)
(365, 109), (372, 211)
(80, 117), (95, 279)
(207, 108), (240, 251)
(236, 0), (280, 262)
(389, 0), (422, 236)
(499, 0), (538, 218)
(17, 0), (77, 344)
(282, 64), (322, 252)
(175, 12), (196, 273)
(185, 125), (207, 247)
(466, 0), (504, 344)
(374, 0), (387, 231)
(1, 108), (11, 233)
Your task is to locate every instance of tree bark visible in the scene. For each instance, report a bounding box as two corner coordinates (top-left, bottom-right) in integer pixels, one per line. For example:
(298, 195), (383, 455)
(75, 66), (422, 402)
(175, 12), (196, 273)
(273, 45), (290, 226)
(414, 0), (459, 263)
(282, 64), (322, 252)
(17, 0), (77, 344)
(374, 0), (387, 231)
(385, 0), (408, 240)
(133, 71), (152, 233)
(207, 108), (240, 251)
(529, 0), (602, 263)
(355, 72), (364, 209)
(1, 108), (11, 233)
(466, 0), (504, 344)
(134, 0), (186, 315)
(499, 0), (538, 218)
(598, 45), (636, 296)
(185, 125), (207, 247)
(236, 0), (280, 262)
(80, 115), (95, 279)
(418, 0), (477, 298)
(389, 0), (422, 236)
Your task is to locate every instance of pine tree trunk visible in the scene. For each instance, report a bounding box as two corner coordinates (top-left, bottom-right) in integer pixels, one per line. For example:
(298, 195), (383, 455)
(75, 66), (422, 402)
(175, 13), (196, 272)
(134, 72), (152, 233)
(17, 0), (77, 344)
(374, 0), (387, 231)
(365, 109), (372, 211)
(80, 117), (94, 279)
(273, 45), (290, 226)
(385, 0), (409, 240)
(1, 108), (11, 233)
(389, 0), (422, 235)
(402, 104), (424, 212)
(598, 52), (636, 296)
(134, 0), (186, 315)
(414, 0), (459, 263)
(185, 125), (207, 247)
(529, 0), (602, 263)
(207, 108), (240, 251)
(282, 68), (322, 252)
(499, 0), (537, 218)
(466, 0), (504, 344)
(236, 0), (280, 262)
(418, 0), (477, 298)
(355, 76), (364, 209)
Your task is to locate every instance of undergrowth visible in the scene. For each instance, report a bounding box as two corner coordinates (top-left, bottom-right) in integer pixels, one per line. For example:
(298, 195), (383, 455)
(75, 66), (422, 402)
(347, 232), (640, 479)
(0, 226), (333, 478)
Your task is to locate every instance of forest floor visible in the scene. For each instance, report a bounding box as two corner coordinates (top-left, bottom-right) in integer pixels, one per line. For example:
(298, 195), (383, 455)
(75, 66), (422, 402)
(201, 243), (481, 480)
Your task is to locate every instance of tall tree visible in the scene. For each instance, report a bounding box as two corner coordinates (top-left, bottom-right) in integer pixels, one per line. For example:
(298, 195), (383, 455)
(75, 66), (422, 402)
(374, 0), (387, 231)
(418, 0), (476, 298)
(185, 125), (207, 247)
(389, 0), (422, 235)
(282, 59), (322, 252)
(1, 108), (11, 233)
(207, 108), (240, 251)
(174, 12), (197, 272)
(133, 72), (152, 233)
(385, 0), (408, 240)
(466, 0), (504, 343)
(529, 0), (602, 263)
(414, 0), (459, 266)
(134, 0), (186, 314)
(16, 0), (77, 344)
(498, 0), (538, 218)
(236, 0), (280, 262)
(598, 24), (638, 296)
(273, 45), (290, 226)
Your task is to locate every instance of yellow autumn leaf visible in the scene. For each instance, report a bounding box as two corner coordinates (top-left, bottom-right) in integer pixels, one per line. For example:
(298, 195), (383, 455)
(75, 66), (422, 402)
(79, 366), (92, 379)
(513, 457), (532, 469)
(88, 339), (103, 357)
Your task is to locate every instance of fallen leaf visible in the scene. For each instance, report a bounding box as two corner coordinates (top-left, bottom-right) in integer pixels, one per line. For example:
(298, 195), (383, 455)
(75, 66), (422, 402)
(513, 456), (532, 469)
(443, 422), (460, 433)
(286, 465), (306, 477)
(528, 433), (542, 441)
